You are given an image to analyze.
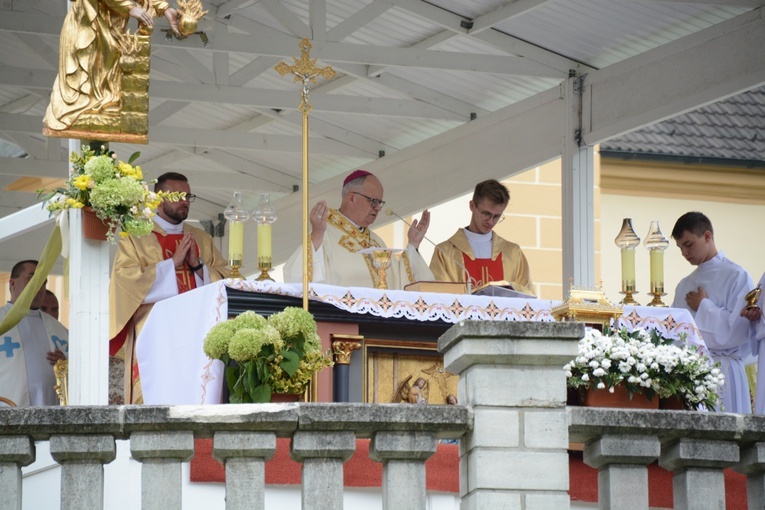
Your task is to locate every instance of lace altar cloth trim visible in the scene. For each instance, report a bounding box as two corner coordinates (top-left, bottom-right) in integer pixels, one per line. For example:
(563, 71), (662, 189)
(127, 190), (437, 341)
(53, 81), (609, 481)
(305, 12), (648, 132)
(224, 280), (704, 354)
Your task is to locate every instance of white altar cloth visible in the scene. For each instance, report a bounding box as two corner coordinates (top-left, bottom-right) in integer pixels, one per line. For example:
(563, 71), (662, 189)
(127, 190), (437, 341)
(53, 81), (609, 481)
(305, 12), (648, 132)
(136, 280), (705, 405)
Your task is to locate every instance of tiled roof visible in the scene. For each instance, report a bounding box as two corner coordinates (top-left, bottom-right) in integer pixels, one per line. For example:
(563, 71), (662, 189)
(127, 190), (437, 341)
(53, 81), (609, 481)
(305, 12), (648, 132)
(601, 86), (765, 165)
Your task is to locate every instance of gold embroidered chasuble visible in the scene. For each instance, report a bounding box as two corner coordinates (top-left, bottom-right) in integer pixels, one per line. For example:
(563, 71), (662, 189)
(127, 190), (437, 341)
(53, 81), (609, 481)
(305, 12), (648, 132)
(430, 228), (534, 295)
(284, 209), (433, 289)
(109, 222), (229, 403)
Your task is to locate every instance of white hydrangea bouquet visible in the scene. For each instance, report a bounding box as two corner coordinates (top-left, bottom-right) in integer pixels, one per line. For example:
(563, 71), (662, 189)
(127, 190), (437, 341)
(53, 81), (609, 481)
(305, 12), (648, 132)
(39, 144), (183, 243)
(564, 327), (724, 411)
(203, 308), (334, 403)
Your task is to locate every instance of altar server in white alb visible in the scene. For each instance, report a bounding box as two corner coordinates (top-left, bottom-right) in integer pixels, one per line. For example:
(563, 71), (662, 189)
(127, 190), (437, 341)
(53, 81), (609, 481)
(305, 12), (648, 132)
(740, 273), (765, 413)
(284, 169), (434, 289)
(0, 260), (68, 406)
(671, 212), (754, 414)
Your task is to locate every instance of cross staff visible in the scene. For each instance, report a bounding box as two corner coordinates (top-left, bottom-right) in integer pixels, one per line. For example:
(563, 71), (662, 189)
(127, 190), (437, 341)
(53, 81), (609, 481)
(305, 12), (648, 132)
(275, 38), (335, 311)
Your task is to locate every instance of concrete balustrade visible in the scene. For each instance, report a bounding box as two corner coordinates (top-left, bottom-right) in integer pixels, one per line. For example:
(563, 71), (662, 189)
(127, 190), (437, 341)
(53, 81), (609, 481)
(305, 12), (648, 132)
(4, 321), (765, 509)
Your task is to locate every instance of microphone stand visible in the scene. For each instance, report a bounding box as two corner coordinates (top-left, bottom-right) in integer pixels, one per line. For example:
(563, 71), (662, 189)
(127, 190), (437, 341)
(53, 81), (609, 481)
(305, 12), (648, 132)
(385, 209), (473, 294)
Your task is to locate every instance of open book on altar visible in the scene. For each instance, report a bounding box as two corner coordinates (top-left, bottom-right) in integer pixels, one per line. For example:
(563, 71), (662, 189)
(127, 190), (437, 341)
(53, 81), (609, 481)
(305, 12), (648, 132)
(471, 281), (536, 299)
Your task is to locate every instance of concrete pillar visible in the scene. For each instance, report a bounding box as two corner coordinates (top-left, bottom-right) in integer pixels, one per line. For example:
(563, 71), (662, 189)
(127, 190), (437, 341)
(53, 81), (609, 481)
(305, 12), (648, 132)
(439, 321), (584, 510)
(130, 431), (195, 510)
(0, 436), (35, 510)
(734, 442), (765, 510)
(369, 431), (438, 510)
(50, 434), (116, 510)
(561, 74), (596, 293)
(67, 139), (110, 405)
(213, 431), (277, 510)
(291, 431), (356, 510)
(583, 434), (660, 510)
(659, 437), (739, 510)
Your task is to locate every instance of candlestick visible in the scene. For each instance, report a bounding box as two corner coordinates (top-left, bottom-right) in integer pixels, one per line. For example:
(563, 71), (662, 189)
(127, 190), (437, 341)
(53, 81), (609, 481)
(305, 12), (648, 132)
(614, 218), (640, 305)
(224, 191), (250, 279)
(644, 220), (669, 307)
(253, 193), (277, 281)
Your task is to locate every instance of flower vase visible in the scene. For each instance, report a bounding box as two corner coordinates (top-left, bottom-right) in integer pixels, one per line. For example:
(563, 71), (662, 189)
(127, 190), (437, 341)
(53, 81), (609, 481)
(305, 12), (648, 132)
(81, 207), (109, 241)
(659, 396), (686, 410)
(583, 385), (659, 409)
(271, 392), (301, 403)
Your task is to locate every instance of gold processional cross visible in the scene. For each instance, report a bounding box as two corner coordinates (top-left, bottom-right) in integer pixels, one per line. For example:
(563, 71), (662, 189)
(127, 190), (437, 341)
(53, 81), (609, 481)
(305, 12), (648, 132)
(275, 38), (335, 310)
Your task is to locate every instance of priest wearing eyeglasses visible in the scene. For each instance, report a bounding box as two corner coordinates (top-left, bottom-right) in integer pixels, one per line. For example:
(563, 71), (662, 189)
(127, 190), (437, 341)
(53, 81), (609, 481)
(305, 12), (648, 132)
(109, 172), (229, 404)
(284, 169), (434, 289)
(430, 179), (534, 295)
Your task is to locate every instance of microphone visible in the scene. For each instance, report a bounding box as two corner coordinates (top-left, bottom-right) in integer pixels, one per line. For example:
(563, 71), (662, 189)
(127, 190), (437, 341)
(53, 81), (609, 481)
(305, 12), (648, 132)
(385, 209), (473, 294)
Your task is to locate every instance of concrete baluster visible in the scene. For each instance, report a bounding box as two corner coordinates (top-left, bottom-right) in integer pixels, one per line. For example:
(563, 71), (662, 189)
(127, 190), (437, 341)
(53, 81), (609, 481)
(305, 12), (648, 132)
(734, 441), (765, 510)
(583, 434), (660, 510)
(50, 434), (116, 510)
(659, 437), (739, 510)
(130, 430), (195, 510)
(0, 436), (34, 510)
(369, 431), (437, 510)
(213, 431), (277, 510)
(291, 431), (356, 510)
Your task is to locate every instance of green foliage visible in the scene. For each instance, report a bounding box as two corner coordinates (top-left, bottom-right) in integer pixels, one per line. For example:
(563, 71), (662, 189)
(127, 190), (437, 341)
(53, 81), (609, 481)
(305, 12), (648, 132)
(203, 308), (334, 403)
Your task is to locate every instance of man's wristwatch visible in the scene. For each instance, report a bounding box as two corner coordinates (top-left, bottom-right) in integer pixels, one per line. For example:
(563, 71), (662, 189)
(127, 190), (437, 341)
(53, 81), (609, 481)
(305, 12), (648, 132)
(188, 261), (204, 272)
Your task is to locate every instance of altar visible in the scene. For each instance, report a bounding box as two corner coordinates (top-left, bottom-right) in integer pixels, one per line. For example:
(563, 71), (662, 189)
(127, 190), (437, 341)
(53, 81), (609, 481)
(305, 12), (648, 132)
(136, 279), (705, 405)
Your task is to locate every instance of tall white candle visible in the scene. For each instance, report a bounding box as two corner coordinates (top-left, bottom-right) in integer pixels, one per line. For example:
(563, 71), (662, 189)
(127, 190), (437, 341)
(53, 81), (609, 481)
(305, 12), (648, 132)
(650, 249), (663, 290)
(621, 248), (635, 288)
(228, 221), (244, 263)
(258, 223), (272, 264)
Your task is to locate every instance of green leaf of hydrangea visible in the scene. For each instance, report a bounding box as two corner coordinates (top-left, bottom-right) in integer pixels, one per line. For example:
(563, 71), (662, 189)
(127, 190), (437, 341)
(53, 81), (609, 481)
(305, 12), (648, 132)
(252, 383), (272, 403)
(280, 350), (300, 377)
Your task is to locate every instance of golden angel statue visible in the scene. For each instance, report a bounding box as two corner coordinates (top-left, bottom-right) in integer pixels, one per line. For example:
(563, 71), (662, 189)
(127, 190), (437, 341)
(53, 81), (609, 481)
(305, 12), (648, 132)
(393, 375), (429, 404)
(43, 0), (206, 144)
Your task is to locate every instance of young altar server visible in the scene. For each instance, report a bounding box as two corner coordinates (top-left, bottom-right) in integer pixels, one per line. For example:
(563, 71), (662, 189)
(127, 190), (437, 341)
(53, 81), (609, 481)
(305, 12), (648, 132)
(671, 211), (754, 414)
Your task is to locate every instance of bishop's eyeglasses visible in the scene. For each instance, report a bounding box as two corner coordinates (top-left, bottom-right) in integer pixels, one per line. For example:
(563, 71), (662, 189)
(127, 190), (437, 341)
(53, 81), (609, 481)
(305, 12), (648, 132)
(351, 191), (385, 209)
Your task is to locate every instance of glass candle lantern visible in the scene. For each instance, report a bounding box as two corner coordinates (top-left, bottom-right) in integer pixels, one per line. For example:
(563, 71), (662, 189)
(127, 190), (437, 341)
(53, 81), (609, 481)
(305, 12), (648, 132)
(224, 191), (250, 279)
(252, 193), (277, 281)
(614, 218), (641, 305)
(644, 220), (670, 307)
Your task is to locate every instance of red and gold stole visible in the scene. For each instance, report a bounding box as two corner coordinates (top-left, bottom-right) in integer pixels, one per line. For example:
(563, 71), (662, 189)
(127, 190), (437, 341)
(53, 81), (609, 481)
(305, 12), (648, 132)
(462, 253), (504, 288)
(154, 231), (200, 294)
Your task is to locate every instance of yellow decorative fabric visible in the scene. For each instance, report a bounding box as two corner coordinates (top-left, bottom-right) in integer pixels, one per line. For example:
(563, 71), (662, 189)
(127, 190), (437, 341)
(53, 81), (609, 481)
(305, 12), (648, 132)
(430, 229), (533, 295)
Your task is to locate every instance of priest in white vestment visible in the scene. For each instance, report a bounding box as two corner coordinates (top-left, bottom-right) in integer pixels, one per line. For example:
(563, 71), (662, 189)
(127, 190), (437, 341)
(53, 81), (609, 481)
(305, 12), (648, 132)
(0, 260), (68, 406)
(284, 170), (434, 289)
(671, 212), (754, 414)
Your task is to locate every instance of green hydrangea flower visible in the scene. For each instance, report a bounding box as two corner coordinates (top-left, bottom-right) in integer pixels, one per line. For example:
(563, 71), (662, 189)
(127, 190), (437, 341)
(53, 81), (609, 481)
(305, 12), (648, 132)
(269, 307), (317, 341)
(229, 325), (281, 362)
(84, 155), (117, 183)
(203, 321), (238, 359)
